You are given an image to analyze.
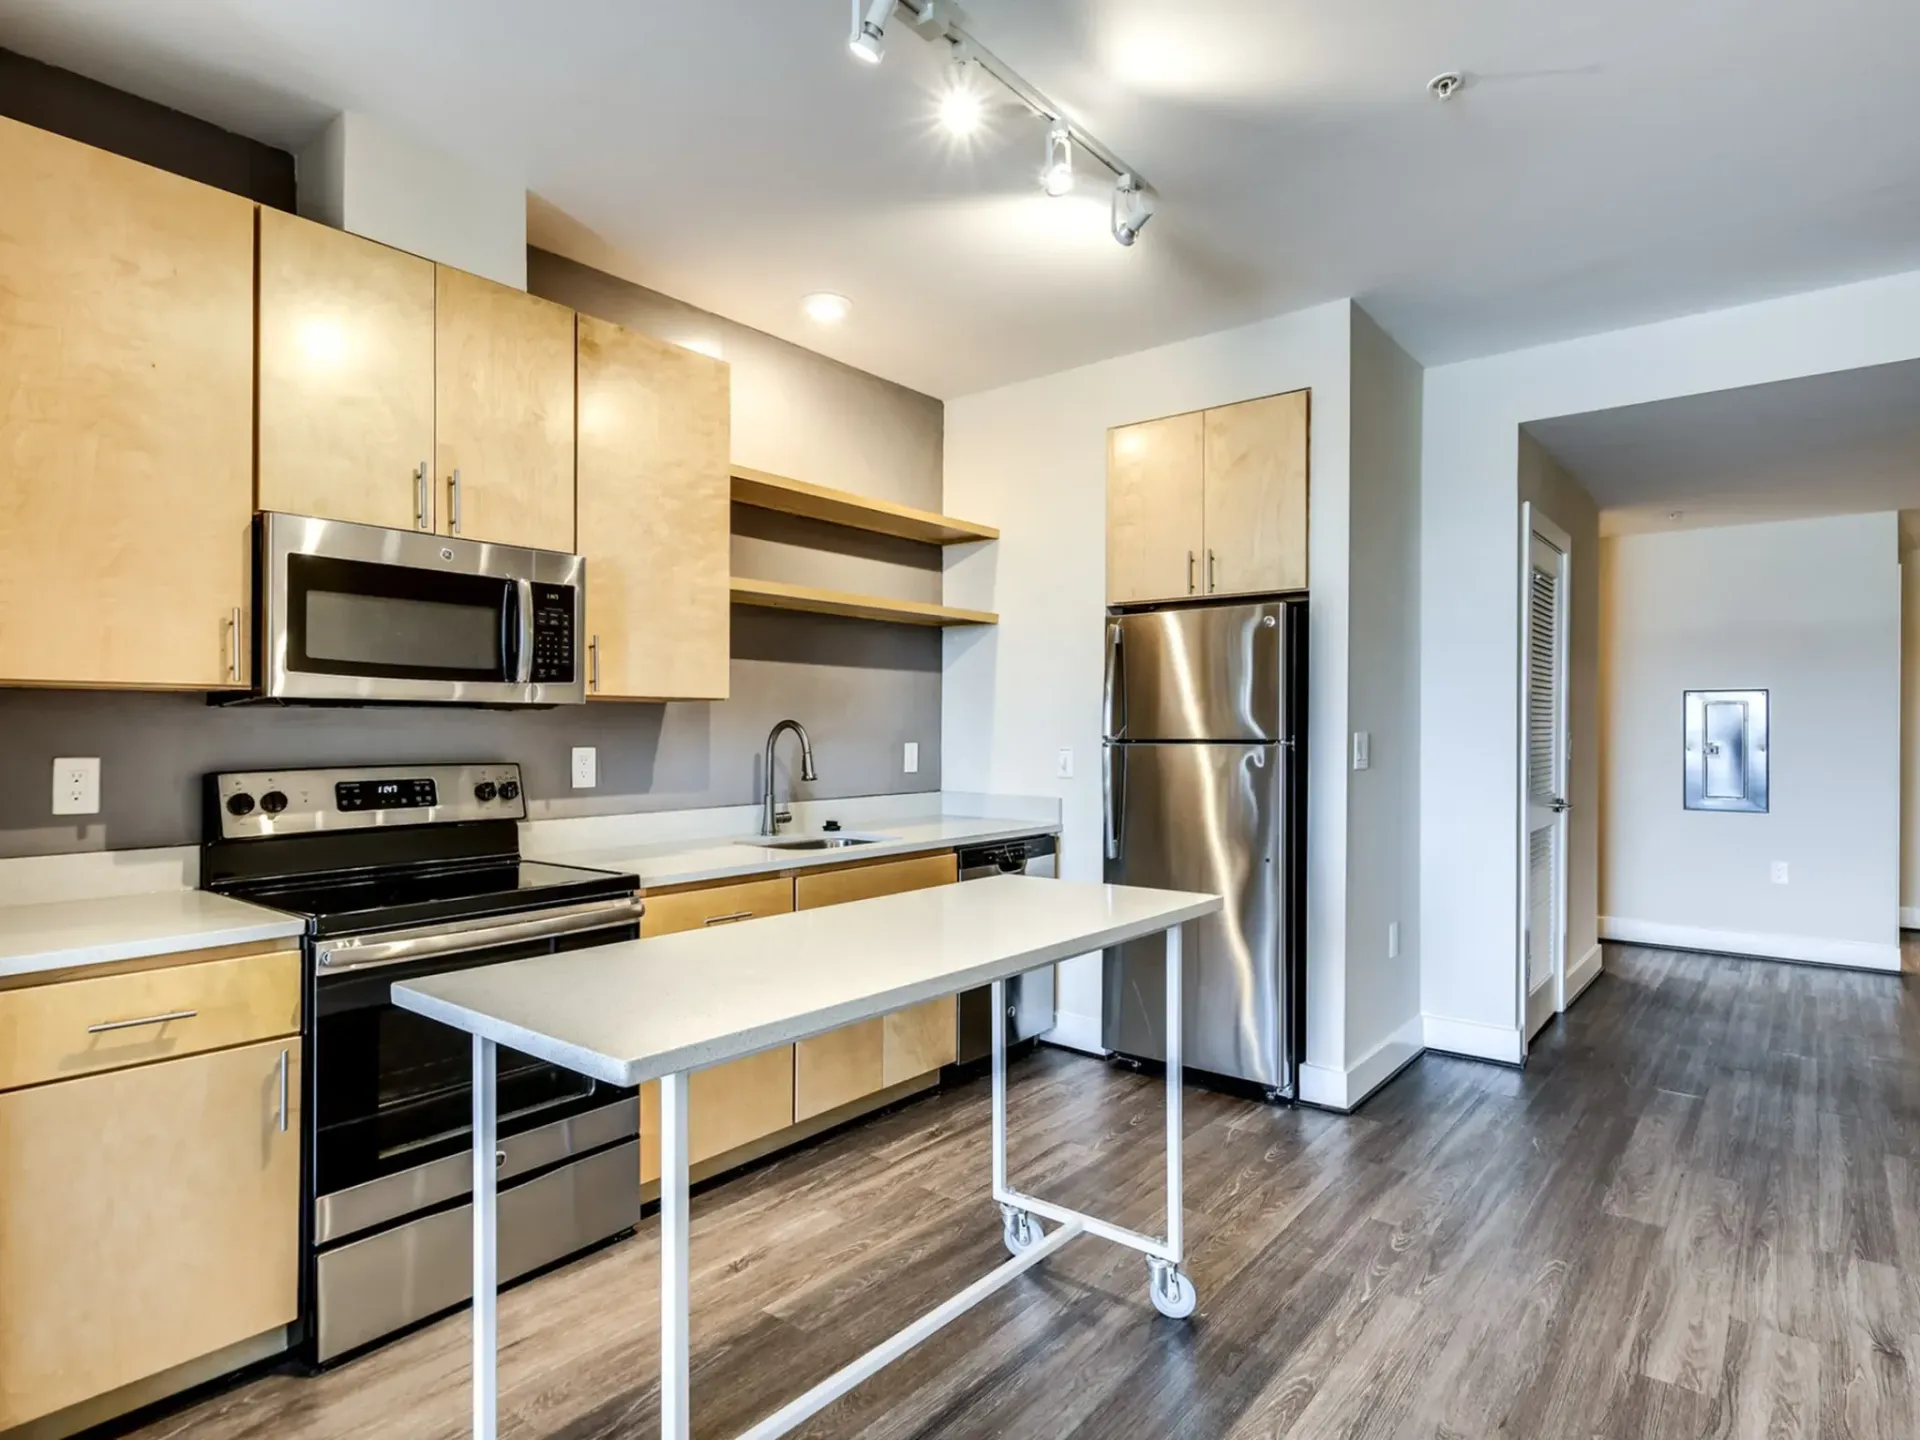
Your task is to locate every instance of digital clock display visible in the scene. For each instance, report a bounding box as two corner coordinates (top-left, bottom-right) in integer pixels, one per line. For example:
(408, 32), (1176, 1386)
(335, 778), (438, 812)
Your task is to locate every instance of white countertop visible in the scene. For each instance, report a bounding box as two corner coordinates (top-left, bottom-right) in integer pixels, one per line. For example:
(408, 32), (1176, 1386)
(393, 876), (1217, 1086)
(531, 814), (1057, 891)
(0, 890), (309, 981)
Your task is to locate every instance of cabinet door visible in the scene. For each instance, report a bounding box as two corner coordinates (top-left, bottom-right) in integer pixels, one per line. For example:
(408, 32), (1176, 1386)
(1202, 390), (1309, 596)
(435, 266), (576, 551)
(0, 117), (254, 689)
(793, 853), (958, 1120)
(0, 1038), (301, 1428)
(576, 315), (730, 701)
(257, 207), (436, 531)
(1107, 411), (1204, 606)
(638, 876), (796, 1183)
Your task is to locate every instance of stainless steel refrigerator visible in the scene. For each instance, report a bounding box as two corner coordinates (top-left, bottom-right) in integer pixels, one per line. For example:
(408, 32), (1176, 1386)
(1102, 598), (1307, 1097)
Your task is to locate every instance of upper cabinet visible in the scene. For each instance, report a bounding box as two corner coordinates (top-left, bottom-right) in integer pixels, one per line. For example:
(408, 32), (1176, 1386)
(434, 267), (576, 551)
(1105, 389), (1309, 606)
(257, 208), (436, 531)
(0, 117), (255, 690)
(576, 315), (731, 702)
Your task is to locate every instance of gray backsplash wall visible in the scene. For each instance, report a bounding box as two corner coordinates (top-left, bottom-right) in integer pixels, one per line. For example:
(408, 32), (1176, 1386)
(0, 252), (946, 858)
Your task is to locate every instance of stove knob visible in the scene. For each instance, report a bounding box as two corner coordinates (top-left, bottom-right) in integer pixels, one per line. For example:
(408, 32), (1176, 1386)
(226, 793), (256, 817)
(473, 781), (498, 803)
(260, 790), (289, 815)
(498, 781), (521, 802)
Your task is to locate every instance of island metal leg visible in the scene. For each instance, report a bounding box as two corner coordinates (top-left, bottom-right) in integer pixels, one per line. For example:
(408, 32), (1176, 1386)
(660, 1071), (692, 1440)
(473, 1037), (498, 1440)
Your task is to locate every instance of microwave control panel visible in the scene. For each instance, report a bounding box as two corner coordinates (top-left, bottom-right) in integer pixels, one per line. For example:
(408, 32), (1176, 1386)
(530, 584), (576, 684)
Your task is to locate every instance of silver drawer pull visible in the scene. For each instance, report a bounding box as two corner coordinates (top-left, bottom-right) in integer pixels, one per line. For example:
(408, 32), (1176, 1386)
(88, 1009), (197, 1034)
(703, 911), (756, 926)
(278, 1048), (290, 1132)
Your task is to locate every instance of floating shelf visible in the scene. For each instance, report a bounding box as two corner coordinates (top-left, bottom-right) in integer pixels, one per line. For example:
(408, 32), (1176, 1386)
(730, 578), (997, 628)
(731, 466), (999, 546)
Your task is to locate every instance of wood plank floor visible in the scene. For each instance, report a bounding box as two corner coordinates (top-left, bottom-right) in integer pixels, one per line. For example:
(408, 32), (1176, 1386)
(125, 943), (1919, 1440)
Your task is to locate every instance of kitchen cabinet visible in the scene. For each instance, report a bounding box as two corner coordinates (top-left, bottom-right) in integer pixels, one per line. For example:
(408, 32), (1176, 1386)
(576, 315), (731, 702)
(638, 876), (796, 1183)
(256, 206), (437, 531)
(0, 1035), (302, 1428)
(1104, 389), (1309, 606)
(434, 266), (577, 551)
(0, 116), (255, 690)
(793, 852), (960, 1121)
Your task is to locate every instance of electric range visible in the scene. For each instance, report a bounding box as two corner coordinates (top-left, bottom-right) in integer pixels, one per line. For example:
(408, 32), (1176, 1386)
(201, 763), (644, 1366)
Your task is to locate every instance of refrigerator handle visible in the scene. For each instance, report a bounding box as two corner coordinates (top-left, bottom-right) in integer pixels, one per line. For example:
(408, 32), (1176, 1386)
(1104, 619), (1126, 739)
(1104, 743), (1125, 861)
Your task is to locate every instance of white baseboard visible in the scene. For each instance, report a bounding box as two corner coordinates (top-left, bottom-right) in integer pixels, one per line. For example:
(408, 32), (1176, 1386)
(1599, 916), (1900, 974)
(1041, 1010), (1106, 1056)
(1564, 944), (1604, 1006)
(1298, 1015), (1426, 1112)
(1901, 906), (1920, 930)
(1422, 1013), (1524, 1065)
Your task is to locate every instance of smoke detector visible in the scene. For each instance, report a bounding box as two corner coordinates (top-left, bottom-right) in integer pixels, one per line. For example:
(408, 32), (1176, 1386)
(1427, 71), (1465, 101)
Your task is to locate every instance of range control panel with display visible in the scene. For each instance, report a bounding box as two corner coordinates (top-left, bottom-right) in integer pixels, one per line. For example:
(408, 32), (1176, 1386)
(530, 583), (576, 684)
(335, 777), (438, 813)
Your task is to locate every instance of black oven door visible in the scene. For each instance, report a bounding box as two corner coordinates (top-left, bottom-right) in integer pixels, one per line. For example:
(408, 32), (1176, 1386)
(311, 920), (638, 1201)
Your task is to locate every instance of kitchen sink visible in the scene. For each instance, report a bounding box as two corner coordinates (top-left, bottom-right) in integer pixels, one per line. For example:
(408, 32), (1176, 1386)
(743, 836), (884, 851)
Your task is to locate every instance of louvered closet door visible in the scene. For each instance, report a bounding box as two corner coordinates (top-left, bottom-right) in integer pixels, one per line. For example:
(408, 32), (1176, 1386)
(1522, 510), (1571, 1041)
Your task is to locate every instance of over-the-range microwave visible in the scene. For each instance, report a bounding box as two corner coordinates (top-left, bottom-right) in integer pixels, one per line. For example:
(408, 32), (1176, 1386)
(250, 512), (586, 706)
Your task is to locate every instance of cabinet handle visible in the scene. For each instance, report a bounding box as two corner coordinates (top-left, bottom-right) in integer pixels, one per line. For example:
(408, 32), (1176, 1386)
(277, 1047), (290, 1133)
(702, 911), (756, 927)
(449, 468), (463, 535)
(1186, 551), (1196, 595)
(1208, 549), (1217, 593)
(416, 461), (431, 531)
(589, 634), (600, 693)
(227, 607), (242, 683)
(88, 1009), (197, 1034)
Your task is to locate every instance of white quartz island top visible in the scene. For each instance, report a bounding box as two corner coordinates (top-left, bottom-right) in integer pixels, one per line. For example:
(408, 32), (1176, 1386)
(526, 813), (1057, 891)
(0, 889), (308, 981)
(393, 875), (1217, 1086)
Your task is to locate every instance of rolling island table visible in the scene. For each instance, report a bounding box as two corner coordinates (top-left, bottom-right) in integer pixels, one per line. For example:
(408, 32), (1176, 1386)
(392, 873), (1222, 1439)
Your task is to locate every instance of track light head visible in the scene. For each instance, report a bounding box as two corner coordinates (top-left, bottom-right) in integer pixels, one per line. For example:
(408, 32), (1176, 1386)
(849, 0), (894, 63)
(1111, 173), (1157, 247)
(1042, 125), (1074, 197)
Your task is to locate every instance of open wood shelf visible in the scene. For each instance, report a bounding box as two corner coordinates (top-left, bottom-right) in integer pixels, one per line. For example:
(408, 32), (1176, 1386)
(730, 466), (998, 546)
(729, 578), (997, 628)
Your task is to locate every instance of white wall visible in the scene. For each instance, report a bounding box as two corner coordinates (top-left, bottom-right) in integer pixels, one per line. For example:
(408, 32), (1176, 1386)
(1517, 435), (1601, 990)
(1421, 268), (1920, 1058)
(298, 112), (526, 288)
(1600, 514), (1901, 969)
(945, 299), (1426, 1106)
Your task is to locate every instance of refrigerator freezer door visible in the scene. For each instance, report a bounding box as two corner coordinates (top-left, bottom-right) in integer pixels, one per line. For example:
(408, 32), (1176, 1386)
(1102, 740), (1286, 1087)
(1104, 601), (1285, 742)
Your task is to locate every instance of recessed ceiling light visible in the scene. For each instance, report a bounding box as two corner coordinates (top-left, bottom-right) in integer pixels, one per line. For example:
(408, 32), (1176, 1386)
(802, 292), (851, 325)
(1427, 71), (1465, 101)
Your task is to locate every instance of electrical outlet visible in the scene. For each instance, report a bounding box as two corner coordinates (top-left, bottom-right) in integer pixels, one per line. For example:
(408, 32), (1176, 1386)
(1388, 921), (1400, 960)
(1771, 860), (1789, 885)
(903, 741), (919, 775)
(1352, 731), (1371, 771)
(1056, 748), (1075, 779)
(52, 757), (100, 816)
(570, 747), (598, 789)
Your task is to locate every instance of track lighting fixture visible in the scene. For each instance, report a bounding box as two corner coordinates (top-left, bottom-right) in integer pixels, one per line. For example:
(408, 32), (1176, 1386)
(848, 0), (894, 64)
(840, 0), (1159, 246)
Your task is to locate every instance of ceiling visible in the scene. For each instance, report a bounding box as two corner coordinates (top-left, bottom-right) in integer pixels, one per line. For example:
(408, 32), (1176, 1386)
(3, 0), (1918, 398)
(1527, 359), (1920, 536)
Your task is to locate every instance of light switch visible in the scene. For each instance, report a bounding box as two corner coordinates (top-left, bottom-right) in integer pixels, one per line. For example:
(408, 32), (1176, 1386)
(570, 747), (598, 789)
(903, 741), (919, 775)
(1056, 748), (1075, 779)
(1351, 732), (1371, 771)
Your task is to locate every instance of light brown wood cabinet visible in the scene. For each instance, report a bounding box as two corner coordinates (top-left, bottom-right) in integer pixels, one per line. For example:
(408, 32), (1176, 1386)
(434, 266), (577, 551)
(0, 116), (255, 690)
(576, 315), (732, 702)
(638, 875), (797, 1184)
(256, 207), (437, 531)
(1105, 389), (1309, 605)
(793, 852), (959, 1121)
(0, 1035), (302, 1428)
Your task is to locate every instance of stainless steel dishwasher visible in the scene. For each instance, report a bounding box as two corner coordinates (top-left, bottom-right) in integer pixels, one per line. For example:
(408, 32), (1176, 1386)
(953, 834), (1058, 1064)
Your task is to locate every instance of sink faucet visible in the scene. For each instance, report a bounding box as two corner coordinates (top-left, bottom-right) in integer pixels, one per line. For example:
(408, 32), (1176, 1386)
(762, 719), (817, 836)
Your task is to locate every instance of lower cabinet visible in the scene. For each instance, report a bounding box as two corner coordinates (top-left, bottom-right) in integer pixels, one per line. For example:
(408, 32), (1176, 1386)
(0, 1034), (302, 1428)
(638, 875), (797, 1185)
(793, 853), (959, 1121)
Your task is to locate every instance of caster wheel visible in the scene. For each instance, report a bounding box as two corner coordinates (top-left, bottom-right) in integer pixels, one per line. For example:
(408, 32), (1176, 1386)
(1001, 1209), (1044, 1257)
(1149, 1265), (1197, 1319)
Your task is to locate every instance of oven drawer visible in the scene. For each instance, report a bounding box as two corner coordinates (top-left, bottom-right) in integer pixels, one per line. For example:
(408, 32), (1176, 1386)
(0, 947), (302, 1093)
